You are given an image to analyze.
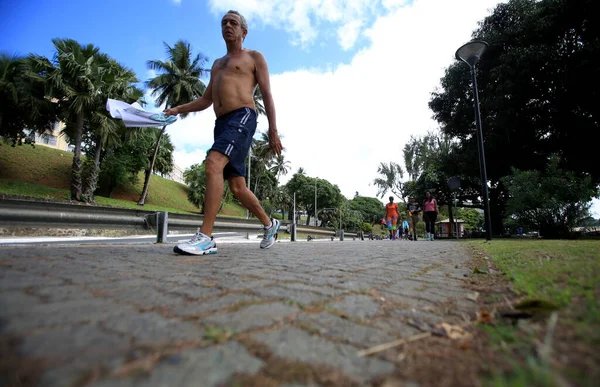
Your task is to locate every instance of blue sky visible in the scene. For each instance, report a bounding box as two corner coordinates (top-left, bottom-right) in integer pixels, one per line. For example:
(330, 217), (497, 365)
(2, 0), (598, 215)
(1, 0), (363, 85)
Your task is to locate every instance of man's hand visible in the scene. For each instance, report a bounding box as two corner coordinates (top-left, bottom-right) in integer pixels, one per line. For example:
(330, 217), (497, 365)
(268, 129), (283, 156)
(163, 107), (179, 117)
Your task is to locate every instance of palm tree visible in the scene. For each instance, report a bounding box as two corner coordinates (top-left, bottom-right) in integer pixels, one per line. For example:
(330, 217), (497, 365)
(27, 39), (109, 201)
(270, 154), (290, 179)
(0, 54), (24, 141)
(253, 86), (265, 115)
(372, 161), (405, 199)
(249, 133), (276, 193)
(140, 40), (208, 205)
(1, 54), (55, 145)
(82, 60), (142, 202)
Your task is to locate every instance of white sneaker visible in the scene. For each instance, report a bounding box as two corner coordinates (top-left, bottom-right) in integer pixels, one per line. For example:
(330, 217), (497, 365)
(173, 229), (217, 255)
(260, 218), (280, 249)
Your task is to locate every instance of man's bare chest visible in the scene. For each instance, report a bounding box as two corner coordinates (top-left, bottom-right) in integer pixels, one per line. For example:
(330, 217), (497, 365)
(217, 55), (254, 77)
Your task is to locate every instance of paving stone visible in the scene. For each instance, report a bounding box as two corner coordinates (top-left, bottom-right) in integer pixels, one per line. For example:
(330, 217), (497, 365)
(20, 323), (127, 362)
(105, 285), (188, 308)
(2, 298), (135, 332)
(158, 284), (222, 300)
(390, 308), (446, 324)
(373, 319), (422, 337)
(328, 294), (380, 320)
(279, 282), (347, 296)
(91, 342), (264, 387)
(0, 270), (64, 290)
(101, 312), (204, 345)
(384, 285), (447, 304)
(159, 274), (213, 285)
(0, 241), (478, 386)
(296, 312), (397, 347)
(35, 285), (96, 302)
(213, 279), (274, 291)
(202, 302), (299, 333)
(0, 291), (41, 317)
(252, 327), (394, 382)
(172, 293), (261, 317)
(85, 278), (154, 291)
(251, 286), (329, 306)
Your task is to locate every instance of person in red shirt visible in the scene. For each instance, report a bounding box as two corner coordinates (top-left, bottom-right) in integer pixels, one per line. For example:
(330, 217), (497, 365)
(384, 196), (400, 240)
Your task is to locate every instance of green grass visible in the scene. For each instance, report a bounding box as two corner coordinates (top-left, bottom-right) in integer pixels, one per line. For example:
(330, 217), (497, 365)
(0, 179), (70, 200)
(471, 240), (600, 387)
(472, 240), (600, 323)
(0, 142), (246, 216)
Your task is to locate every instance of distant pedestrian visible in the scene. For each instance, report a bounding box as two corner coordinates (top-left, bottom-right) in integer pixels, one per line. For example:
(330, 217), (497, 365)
(384, 196), (400, 240)
(405, 196), (421, 241)
(423, 191), (439, 241)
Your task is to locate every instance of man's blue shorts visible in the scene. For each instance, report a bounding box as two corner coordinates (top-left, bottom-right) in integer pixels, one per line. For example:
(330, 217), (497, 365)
(210, 107), (257, 179)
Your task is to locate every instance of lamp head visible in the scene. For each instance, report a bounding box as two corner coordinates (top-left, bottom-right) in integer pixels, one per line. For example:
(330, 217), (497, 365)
(455, 40), (488, 67)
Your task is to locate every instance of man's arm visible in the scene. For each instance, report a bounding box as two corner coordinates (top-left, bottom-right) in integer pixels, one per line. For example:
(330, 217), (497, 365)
(164, 62), (216, 116)
(253, 51), (282, 156)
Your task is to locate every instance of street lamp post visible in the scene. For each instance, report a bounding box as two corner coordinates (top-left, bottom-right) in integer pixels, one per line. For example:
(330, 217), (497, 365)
(246, 149), (252, 220)
(456, 40), (492, 241)
(314, 178), (318, 227)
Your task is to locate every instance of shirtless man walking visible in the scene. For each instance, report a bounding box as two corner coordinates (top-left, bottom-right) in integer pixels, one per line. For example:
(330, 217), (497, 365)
(164, 10), (283, 255)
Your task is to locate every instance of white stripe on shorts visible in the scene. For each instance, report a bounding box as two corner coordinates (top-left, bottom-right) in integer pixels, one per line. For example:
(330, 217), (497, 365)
(240, 107), (251, 125)
(225, 144), (233, 156)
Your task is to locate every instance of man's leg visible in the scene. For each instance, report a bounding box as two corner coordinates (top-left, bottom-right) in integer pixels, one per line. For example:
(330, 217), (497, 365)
(228, 175), (270, 227)
(200, 151), (230, 236)
(410, 218), (418, 240)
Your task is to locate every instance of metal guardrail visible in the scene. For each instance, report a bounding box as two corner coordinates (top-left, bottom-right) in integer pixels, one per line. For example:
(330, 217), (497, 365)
(0, 198), (359, 242)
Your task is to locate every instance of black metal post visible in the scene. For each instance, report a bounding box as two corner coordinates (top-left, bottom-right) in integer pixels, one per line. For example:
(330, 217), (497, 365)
(470, 65), (492, 241)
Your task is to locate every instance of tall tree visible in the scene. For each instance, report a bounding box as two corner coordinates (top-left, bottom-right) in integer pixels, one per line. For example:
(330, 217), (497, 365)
(184, 162), (207, 211)
(0, 53), (55, 145)
(429, 0), (600, 231)
(269, 154), (291, 179)
(253, 86), (266, 115)
(27, 39), (111, 201)
(285, 174), (343, 226)
(501, 156), (596, 238)
(82, 60), (142, 202)
(140, 40), (208, 205)
(349, 196), (385, 225)
(372, 162), (404, 199)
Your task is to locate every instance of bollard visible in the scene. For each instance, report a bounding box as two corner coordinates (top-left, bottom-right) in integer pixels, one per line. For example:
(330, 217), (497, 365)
(156, 211), (168, 243)
(339, 229), (344, 241)
(291, 223), (297, 242)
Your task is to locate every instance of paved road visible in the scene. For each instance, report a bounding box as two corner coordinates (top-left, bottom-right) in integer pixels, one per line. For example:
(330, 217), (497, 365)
(0, 239), (477, 386)
(0, 232), (250, 247)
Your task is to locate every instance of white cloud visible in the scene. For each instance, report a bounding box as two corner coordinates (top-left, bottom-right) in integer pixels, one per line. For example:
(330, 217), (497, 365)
(171, 0), (182, 5)
(207, 0), (378, 49)
(174, 148), (209, 169)
(170, 0), (505, 202)
(337, 19), (364, 50)
(262, 0), (504, 199)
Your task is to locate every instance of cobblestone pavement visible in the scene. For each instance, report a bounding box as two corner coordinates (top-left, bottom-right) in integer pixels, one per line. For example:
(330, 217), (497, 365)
(0, 239), (478, 386)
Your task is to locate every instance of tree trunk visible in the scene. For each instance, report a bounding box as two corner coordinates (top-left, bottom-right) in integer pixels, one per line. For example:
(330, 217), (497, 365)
(253, 174), (261, 195)
(138, 125), (166, 206)
(217, 185), (230, 214)
(82, 134), (103, 203)
(70, 112), (85, 201)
